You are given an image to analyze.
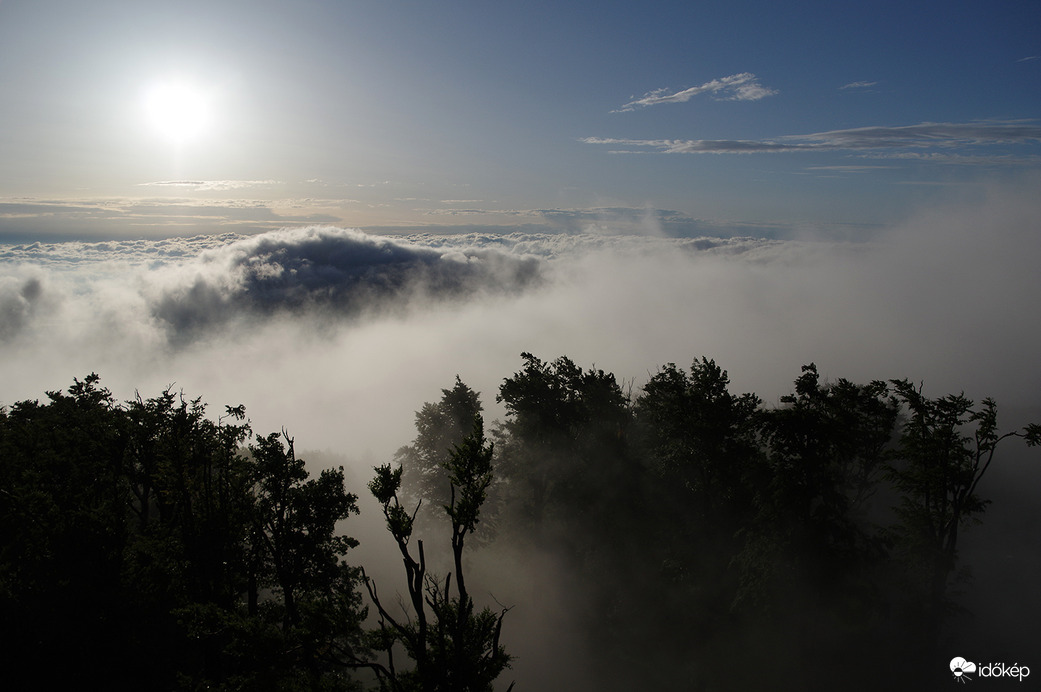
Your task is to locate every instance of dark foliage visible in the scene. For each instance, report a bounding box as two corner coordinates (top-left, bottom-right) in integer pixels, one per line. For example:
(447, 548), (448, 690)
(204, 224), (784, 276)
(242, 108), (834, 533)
(394, 376), (483, 526)
(2, 358), (1037, 691)
(0, 376), (366, 690)
(491, 355), (1038, 690)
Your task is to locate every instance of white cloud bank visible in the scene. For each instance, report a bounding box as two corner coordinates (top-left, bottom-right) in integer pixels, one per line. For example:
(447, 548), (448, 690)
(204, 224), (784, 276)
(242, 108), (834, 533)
(2, 179), (1040, 463)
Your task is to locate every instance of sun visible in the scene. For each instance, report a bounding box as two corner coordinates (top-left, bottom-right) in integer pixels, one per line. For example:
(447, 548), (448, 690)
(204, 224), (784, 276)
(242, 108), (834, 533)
(143, 79), (211, 144)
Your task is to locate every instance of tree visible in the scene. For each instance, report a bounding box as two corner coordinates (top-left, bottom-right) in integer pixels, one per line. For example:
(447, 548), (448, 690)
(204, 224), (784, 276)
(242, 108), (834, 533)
(0, 374), (132, 685)
(497, 353), (682, 687)
(121, 387), (257, 684)
(364, 414), (512, 692)
(394, 377), (483, 525)
(0, 376), (369, 690)
(122, 389), (254, 602)
(629, 359), (766, 686)
(635, 358), (762, 524)
(233, 430), (368, 690)
(752, 365), (898, 585)
(886, 380), (1041, 654)
(495, 352), (633, 529)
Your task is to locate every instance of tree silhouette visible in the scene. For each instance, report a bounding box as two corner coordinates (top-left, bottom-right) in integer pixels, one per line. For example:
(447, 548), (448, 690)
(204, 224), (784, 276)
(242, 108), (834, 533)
(3, 362), (1039, 691)
(496, 352), (634, 531)
(395, 376), (483, 526)
(236, 430), (367, 689)
(0, 376), (368, 690)
(887, 379), (1041, 656)
(0, 374), (132, 685)
(742, 364), (898, 606)
(365, 413), (512, 692)
(636, 357), (762, 524)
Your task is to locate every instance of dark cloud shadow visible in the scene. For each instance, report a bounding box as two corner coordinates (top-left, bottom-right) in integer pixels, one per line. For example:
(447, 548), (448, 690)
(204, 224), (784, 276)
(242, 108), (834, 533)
(149, 226), (542, 344)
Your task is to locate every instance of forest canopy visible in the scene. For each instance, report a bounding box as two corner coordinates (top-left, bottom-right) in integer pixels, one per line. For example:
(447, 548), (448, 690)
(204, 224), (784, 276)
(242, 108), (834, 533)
(1, 357), (1038, 691)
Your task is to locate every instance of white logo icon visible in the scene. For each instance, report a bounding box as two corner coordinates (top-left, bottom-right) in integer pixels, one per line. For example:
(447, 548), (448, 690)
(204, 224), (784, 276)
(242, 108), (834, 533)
(951, 657), (977, 683)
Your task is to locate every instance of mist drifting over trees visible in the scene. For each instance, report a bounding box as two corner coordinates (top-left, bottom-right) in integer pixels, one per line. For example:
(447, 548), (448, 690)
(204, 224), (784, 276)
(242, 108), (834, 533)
(2, 354), (1038, 690)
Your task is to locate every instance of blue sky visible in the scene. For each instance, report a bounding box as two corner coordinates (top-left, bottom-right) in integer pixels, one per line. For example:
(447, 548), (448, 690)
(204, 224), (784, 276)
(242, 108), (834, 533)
(1, 0), (1039, 239)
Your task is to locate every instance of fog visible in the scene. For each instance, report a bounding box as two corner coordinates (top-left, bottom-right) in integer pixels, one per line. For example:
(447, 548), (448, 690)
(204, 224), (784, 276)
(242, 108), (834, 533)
(4, 181), (1039, 447)
(2, 179), (1040, 688)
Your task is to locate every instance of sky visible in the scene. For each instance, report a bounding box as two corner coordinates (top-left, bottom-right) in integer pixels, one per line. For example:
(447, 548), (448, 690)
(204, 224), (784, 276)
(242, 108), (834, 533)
(1, 0), (1039, 240)
(3, 2), (1041, 686)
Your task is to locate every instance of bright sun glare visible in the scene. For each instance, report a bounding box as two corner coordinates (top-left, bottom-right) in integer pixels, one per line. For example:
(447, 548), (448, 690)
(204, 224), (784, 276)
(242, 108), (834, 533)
(143, 80), (211, 143)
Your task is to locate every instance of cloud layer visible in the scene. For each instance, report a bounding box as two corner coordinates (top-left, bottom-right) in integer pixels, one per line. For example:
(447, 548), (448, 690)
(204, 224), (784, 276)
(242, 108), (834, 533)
(2, 176), (1041, 468)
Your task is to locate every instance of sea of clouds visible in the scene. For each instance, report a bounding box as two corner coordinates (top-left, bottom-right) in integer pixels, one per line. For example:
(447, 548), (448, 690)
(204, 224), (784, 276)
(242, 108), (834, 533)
(3, 180), (1041, 688)
(2, 181), (1041, 457)
(3, 185), (1041, 461)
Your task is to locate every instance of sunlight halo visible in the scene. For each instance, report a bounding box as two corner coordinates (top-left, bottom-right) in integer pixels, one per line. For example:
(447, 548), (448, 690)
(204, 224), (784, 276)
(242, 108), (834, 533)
(142, 79), (212, 144)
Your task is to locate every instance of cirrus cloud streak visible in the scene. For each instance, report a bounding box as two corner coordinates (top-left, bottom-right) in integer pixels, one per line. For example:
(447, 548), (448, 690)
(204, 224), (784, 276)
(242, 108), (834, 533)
(612, 72), (778, 112)
(583, 120), (1041, 157)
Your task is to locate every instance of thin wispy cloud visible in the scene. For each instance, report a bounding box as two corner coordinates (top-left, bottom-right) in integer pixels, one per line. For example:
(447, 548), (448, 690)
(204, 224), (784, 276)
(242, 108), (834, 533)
(840, 80), (878, 90)
(583, 120), (1041, 157)
(805, 165), (896, 172)
(801, 121), (1041, 148)
(0, 196), (342, 242)
(582, 137), (795, 154)
(140, 180), (281, 191)
(862, 152), (1041, 166)
(612, 72), (777, 112)
(1016, 55), (1039, 63)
